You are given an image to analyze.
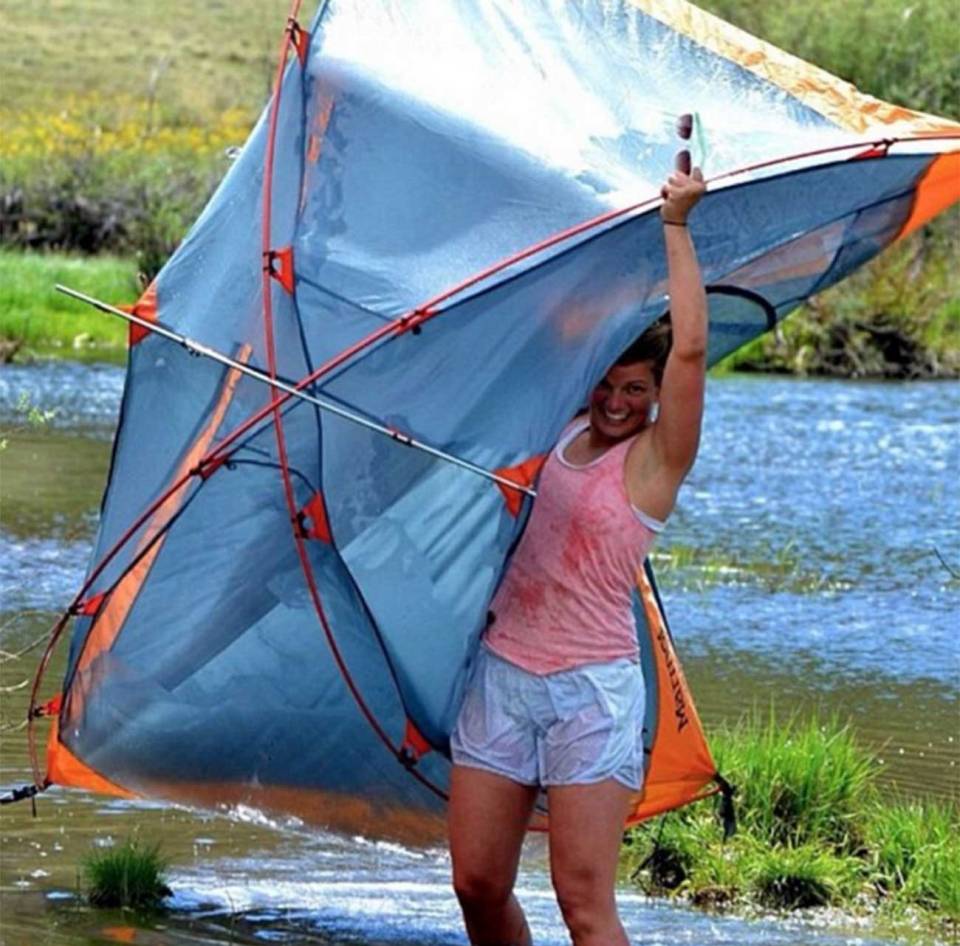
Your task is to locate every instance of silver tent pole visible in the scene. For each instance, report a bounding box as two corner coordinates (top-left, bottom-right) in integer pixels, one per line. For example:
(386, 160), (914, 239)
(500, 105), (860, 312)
(54, 284), (536, 499)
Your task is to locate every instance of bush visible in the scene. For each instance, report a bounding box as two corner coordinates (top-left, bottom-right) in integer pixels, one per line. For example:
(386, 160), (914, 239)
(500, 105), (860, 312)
(0, 98), (246, 279)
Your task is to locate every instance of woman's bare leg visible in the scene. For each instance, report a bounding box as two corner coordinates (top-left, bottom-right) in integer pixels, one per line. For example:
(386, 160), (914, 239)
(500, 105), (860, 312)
(547, 779), (634, 946)
(449, 764), (539, 945)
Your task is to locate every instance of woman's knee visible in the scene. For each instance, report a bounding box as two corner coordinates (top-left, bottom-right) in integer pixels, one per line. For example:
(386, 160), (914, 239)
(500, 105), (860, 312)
(552, 866), (617, 932)
(452, 865), (515, 912)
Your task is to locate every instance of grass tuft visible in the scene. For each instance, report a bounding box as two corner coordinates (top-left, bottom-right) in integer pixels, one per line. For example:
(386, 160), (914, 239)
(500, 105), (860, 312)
(867, 800), (960, 916)
(750, 843), (862, 909)
(82, 839), (171, 910)
(711, 711), (878, 851)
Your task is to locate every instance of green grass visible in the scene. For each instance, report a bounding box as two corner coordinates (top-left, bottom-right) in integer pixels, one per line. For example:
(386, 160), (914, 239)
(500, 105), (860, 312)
(702, 0), (960, 119)
(82, 839), (171, 910)
(623, 712), (960, 932)
(0, 250), (138, 359)
(2, 0), (954, 123)
(711, 712), (878, 850)
(749, 843), (863, 909)
(0, 1), (319, 123)
(867, 800), (960, 913)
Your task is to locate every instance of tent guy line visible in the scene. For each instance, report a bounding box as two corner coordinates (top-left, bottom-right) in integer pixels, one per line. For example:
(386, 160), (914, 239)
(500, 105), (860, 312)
(54, 284), (537, 500)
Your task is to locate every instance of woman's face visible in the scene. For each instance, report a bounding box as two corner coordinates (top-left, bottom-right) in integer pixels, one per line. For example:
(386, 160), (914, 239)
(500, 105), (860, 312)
(589, 360), (659, 444)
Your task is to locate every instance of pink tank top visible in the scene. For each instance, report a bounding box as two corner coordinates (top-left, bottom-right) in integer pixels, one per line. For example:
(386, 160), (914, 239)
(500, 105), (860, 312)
(484, 420), (665, 674)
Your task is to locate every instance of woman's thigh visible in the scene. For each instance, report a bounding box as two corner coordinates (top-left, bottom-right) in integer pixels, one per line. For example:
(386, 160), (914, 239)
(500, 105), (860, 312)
(448, 764), (538, 891)
(547, 779), (634, 907)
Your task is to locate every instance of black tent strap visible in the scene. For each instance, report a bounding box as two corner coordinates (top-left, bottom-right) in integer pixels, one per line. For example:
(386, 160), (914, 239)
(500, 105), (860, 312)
(714, 772), (738, 840)
(0, 782), (44, 806)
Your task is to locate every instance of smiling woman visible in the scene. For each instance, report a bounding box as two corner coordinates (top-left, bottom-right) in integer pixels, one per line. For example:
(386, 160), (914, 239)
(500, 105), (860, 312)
(448, 168), (708, 946)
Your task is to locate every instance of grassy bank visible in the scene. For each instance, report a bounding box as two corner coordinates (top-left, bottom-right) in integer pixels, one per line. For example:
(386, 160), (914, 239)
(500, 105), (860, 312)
(0, 0), (957, 373)
(0, 251), (137, 361)
(623, 713), (960, 940)
(2, 245), (956, 379)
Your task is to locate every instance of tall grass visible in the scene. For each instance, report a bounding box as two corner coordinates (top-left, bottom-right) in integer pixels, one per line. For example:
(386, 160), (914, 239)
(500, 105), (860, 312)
(623, 712), (959, 927)
(0, 251), (137, 357)
(867, 800), (960, 913)
(82, 839), (171, 910)
(749, 843), (863, 909)
(711, 711), (878, 851)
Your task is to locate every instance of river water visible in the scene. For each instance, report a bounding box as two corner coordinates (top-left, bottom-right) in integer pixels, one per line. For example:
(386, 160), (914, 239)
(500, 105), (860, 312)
(1, 363), (957, 946)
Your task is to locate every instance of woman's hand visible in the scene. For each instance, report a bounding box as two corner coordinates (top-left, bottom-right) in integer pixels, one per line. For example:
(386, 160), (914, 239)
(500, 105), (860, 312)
(660, 168), (706, 225)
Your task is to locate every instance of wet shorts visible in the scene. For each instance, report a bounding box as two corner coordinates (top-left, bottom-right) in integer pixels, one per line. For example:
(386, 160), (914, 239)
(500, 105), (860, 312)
(450, 644), (646, 790)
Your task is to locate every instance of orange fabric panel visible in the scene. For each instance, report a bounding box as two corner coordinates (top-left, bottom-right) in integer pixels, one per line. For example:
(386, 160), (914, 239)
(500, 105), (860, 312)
(69, 345), (253, 686)
(124, 281), (158, 347)
(897, 152), (960, 241)
(627, 568), (717, 825)
(120, 777), (448, 846)
(494, 454), (546, 517)
(45, 713), (137, 799)
(627, 0), (960, 136)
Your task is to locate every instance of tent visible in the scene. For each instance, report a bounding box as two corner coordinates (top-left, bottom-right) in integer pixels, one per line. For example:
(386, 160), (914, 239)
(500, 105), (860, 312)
(19, 0), (959, 839)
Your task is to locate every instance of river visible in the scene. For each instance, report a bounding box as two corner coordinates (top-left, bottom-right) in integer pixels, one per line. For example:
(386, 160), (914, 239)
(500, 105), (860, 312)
(1, 363), (957, 945)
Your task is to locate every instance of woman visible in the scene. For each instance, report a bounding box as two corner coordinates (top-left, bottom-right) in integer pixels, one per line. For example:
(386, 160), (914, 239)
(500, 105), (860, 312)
(448, 167), (707, 946)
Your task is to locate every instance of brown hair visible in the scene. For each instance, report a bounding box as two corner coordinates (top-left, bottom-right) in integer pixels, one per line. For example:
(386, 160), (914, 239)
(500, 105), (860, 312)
(616, 313), (672, 385)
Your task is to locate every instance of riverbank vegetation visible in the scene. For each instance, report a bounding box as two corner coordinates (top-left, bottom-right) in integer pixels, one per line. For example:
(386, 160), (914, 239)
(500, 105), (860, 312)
(0, 0), (957, 373)
(0, 251), (135, 361)
(623, 713), (960, 939)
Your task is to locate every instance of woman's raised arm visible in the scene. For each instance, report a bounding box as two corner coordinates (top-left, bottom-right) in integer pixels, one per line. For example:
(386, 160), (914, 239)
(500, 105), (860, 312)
(653, 169), (707, 475)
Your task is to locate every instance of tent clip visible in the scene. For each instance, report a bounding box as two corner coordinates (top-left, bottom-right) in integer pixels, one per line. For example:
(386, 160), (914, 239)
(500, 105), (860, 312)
(70, 592), (106, 617)
(264, 247), (296, 294)
(852, 138), (896, 161)
(286, 17), (310, 66)
(397, 309), (430, 336)
(398, 720), (432, 770)
(193, 453), (232, 481)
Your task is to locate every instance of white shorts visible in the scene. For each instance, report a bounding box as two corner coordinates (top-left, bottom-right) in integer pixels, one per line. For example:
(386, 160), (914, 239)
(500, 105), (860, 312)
(450, 644), (646, 790)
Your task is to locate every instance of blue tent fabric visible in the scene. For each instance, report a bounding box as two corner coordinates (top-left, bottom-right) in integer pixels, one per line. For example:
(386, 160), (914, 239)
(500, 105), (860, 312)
(36, 0), (958, 832)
